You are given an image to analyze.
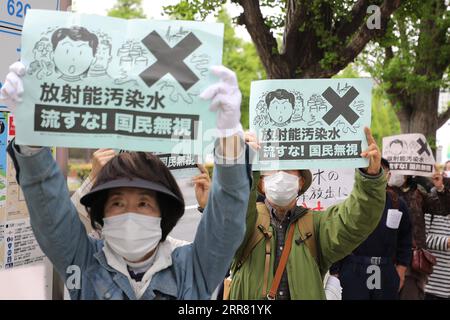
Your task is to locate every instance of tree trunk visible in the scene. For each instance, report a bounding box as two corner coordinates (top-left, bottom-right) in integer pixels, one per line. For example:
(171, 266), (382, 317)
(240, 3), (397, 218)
(397, 89), (441, 147)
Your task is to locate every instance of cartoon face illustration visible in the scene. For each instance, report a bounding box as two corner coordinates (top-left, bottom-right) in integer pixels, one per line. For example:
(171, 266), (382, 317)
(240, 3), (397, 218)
(51, 27), (98, 81)
(265, 89), (295, 126)
(54, 39), (94, 77)
(408, 140), (421, 153)
(33, 38), (52, 60)
(28, 37), (54, 80)
(389, 139), (407, 155)
(91, 40), (112, 71)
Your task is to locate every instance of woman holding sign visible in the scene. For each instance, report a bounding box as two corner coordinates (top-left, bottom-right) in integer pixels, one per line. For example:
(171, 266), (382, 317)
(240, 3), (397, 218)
(1, 62), (251, 300)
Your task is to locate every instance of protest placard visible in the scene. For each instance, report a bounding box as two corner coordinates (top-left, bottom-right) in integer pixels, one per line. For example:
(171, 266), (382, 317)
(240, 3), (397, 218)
(298, 168), (355, 211)
(249, 79), (372, 170)
(15, 9), (224, 158)
(382, 133), (435, 177)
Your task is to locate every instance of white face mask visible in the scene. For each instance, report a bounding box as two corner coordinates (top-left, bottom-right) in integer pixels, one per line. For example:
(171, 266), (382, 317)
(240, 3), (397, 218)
(264, 171), (300, 207)
(102, 213), (162, 262)
(388, 174), (405, 187)
(444, 171), (450, 178)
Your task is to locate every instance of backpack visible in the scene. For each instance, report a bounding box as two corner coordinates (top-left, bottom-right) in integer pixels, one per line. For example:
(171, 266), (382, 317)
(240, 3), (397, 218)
(223, 201), (318, 299)
(235, 202), (318, 269)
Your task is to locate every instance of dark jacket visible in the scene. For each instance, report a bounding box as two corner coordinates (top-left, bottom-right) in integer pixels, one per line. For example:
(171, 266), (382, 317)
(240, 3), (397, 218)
(331, 191), (413, 273)
(393, 180), (450, 249)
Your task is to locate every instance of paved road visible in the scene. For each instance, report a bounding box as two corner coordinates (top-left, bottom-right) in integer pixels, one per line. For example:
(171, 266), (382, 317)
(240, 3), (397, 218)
(169, 173), (202, 242)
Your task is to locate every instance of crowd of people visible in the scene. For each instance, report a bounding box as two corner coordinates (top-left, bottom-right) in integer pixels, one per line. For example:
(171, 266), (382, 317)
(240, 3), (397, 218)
(1, 62), (449, 300)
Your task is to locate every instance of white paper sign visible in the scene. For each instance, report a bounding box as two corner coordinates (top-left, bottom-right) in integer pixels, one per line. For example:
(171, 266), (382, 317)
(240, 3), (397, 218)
(382, 133), (435, 177)
(297, 168), (355, 211)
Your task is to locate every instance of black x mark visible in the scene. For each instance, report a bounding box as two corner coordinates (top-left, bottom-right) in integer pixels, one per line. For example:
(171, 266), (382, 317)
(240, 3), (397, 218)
(139, 31), (202, 90)
(417, 138), (430, 156)
(322, 86), (360, 125)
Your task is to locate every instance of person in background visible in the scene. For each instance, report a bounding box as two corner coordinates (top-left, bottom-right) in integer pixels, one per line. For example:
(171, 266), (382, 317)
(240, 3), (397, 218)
(388, 165), (450, 300)
(424, 169), (450, 300)
(443, 160), (450, 178)
(330, 158), (412, 300)
(71, 148), (116, 238)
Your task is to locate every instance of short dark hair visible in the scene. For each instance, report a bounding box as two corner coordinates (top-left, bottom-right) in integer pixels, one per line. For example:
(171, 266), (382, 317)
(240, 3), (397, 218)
(265, 89), (295, 108)
(51, 26), (98, 55)
(87, 152), (185, 241)
(381, 157), (390, 170)
(389, 139), (404, 148)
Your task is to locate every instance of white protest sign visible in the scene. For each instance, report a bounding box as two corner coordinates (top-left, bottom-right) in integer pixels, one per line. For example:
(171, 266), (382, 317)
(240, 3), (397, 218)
(382, 133), (435, 177)
(157, 153), (203, 243)
(249, 79), (373, 171)
(297, 168), (355, 211)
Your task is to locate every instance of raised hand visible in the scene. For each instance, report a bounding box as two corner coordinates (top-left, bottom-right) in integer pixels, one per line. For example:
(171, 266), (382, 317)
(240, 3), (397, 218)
(192, 164), (211, 209)
(89, 149), (117, 181)
(244, 131), (260, 151)
(200, 65), (242, 138)
(0, 62), (26, 114)
(360, 127), (381, 176)
(432, 164), (444, 191)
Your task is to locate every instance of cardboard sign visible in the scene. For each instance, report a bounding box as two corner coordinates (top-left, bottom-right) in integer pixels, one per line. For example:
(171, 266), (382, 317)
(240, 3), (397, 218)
(249, 79), (372, 170)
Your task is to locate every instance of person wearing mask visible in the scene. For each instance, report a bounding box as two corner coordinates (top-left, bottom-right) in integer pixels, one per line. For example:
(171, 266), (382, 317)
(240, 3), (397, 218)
(0, 62), (251, 300)
(71, 149), (211, 239)
(226, 127), (387, 300)
(388, 166), (450, 300)
(443, 160), (450, 178)
(330, 158), (412, 300)
(424, 169), (450, 300)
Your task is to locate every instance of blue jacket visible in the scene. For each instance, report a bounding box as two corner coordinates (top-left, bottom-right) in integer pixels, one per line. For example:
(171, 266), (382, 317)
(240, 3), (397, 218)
(9, 142), (251, 300)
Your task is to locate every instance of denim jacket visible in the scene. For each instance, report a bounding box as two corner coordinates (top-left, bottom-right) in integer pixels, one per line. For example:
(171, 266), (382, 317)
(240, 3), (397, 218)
(8, 142), (251, 300)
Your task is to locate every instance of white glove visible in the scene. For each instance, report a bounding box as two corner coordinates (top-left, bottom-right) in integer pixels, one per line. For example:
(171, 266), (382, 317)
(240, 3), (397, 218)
(0, 61), (26, 114)
(324, 274), (342, 300)
(200, 65), (243, 138)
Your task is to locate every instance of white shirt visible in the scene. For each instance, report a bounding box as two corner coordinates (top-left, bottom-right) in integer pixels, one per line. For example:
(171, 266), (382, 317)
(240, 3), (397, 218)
(103, 236), (189, 299)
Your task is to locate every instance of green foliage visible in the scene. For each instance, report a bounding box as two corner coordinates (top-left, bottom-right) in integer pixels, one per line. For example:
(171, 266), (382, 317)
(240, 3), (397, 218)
(370, 88), (401, 146)
(358, 0), (450, 107)
(68, 163), (92, 182)
(107, 0), (146, 19)
(163, 0), (226, 20)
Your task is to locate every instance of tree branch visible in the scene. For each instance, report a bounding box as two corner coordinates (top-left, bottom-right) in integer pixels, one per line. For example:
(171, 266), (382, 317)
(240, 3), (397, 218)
(384, 46), (394, 62)
(302, 0), (402, 78)
(237, 0), (289, 78)
(334, 0), (371, 41)
(438, 107), (450, 128)
(282, 0), (309, 59)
